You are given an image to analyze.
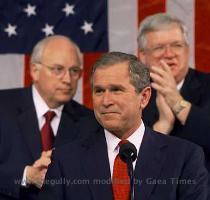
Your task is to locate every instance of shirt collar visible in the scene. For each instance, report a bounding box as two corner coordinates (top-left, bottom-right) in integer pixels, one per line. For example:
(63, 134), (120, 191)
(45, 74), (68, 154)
(32, 85), (64, 119)
(104, 120), (145, 156)
(177, 78), (185, 91)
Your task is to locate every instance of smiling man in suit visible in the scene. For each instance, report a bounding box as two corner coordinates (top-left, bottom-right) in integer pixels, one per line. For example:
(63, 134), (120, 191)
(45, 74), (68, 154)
(0, 35), (94, 200)
(39, 52), (208, 200)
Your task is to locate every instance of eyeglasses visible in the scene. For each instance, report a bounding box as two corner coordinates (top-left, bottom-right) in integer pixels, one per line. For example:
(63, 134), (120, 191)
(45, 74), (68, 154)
(144, 42), (187, 57)
(37, 62), (81, 78)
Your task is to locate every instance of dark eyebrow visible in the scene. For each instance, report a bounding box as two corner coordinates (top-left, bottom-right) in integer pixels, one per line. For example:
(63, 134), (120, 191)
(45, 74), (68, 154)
(109, 84), (125, 89)
(93, 84), (126, 91)
(93, 85), (104, 90)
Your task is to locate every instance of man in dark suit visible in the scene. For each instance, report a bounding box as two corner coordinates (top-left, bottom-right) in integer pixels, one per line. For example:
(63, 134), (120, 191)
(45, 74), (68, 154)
(138, 13), (210, 171)
(0, 35), (94, 200)
(39, 52), (208, 200)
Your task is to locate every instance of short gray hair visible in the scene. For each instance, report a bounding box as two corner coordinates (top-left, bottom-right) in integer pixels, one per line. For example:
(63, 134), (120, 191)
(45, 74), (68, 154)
(137, 13), (189, 50)
(30, 35), (82, 65)
(90, 52), (150, 93)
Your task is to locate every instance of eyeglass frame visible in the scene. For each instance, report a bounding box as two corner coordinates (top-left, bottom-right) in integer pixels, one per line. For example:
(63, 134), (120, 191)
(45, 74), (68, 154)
(142, 41), (188, 57)
(36, 62), (82, 79)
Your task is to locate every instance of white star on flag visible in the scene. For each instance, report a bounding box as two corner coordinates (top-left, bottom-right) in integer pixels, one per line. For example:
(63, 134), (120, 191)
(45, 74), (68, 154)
(23, 4), (36, 17)
(4, 23), (17, 37)
(81, 21), (93, 35)
(42, 24), (54, 36)
(62, 3), (75, 16)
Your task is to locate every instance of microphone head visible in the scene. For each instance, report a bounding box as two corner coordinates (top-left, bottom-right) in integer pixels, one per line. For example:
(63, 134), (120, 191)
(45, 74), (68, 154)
(119, 142), (137, 164)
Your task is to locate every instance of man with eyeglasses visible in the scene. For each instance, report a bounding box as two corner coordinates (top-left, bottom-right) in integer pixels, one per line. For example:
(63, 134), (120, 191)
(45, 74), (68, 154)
(0, 35), (95, 200)
(138, 13), (210, 174)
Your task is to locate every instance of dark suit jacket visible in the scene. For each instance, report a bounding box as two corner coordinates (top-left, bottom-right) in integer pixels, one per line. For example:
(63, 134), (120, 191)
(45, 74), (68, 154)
(38, 124), (208, 200)
(0, 87), (95, 200)
(143, 68), (210, 171)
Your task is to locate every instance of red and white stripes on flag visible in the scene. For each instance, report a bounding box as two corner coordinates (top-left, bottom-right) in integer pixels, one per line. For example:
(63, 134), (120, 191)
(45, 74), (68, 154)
(0, 0), (210, 108)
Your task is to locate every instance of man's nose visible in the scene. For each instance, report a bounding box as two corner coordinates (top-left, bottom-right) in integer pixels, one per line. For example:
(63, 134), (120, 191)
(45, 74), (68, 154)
(163, 45), (175, 57)
(62, 69), (72, 83)
(102, 91), (113, 106)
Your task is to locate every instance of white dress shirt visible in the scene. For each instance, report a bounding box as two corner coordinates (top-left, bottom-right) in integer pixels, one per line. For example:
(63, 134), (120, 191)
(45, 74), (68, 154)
(105, 121), (145, 177)
(22, 85), (64, 186)
(177, 78), (184, 91)
(32, 85), (64, 135)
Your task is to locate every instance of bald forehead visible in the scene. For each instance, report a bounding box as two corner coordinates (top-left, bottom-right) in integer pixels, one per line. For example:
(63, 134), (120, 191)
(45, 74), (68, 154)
(41, 37), (79, 61)
(44, 37), (75, 51)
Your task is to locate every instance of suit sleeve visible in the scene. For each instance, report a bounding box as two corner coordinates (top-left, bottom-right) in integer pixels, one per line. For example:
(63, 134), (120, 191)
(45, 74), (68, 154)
(179, 102), (210, 155)
(0, 118), (28, 198)
(178, 145), (209, 200)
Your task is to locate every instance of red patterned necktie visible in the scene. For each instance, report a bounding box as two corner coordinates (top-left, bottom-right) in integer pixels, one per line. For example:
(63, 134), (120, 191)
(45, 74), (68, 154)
(41, 111), (56, 151)
(112, 140), (130, 200)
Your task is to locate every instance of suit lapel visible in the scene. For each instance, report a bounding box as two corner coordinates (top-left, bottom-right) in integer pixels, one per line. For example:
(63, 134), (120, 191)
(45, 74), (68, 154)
(54, 105), (77, 147)
(134, 128), (168, 200)
(81, 128), (113, 200)
(17, 88), (42, 161)
(54, 116), (75, 147)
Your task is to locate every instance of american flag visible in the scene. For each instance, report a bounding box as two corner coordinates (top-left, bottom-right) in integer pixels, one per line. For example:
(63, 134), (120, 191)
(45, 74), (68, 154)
(0, 0), (210, 108)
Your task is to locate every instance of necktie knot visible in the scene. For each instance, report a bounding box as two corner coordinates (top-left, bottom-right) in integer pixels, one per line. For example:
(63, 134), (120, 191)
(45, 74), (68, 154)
(118, 139), (129, 147)
(44, 111), (56, 122)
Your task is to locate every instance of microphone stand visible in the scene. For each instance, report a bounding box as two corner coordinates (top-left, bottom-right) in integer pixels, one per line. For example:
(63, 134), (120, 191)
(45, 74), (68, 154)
(127, 158), (135, 200)
(119, 142), (137, 200)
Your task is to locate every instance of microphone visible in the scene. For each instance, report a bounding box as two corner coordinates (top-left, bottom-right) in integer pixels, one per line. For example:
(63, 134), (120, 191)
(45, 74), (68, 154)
(119, 142), (137, 163)
(119, 142), (137, 200)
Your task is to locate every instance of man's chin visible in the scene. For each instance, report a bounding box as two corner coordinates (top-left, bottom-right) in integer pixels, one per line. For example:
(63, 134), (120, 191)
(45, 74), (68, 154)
(103, 123), (120, 133)
(57, 96), (73, 104)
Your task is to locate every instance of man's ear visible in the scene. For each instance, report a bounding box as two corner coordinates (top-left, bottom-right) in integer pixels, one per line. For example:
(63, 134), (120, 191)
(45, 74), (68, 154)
(78, 69), (82, 79)
(139, 86), (151, 110)
(138, 51), (146, 64)
(30, 64), (40, 82)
